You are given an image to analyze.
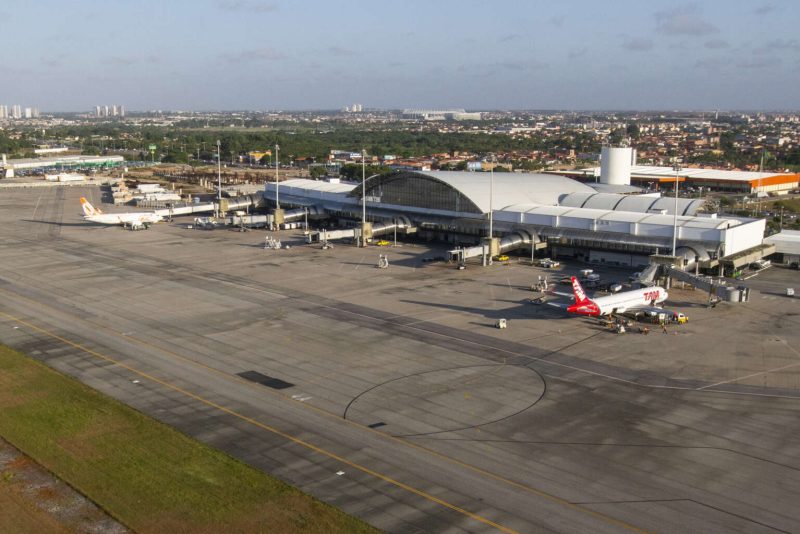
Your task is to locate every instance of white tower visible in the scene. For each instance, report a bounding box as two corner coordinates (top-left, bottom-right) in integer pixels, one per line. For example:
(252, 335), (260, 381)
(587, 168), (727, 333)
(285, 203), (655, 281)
(599, 146), (632, 185)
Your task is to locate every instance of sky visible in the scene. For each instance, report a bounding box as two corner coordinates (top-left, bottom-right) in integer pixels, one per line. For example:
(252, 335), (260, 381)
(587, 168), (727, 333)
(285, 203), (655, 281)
(1, 0), (798, 111)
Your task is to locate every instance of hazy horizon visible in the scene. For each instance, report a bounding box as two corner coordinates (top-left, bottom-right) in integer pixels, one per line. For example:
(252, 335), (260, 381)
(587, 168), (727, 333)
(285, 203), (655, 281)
(38, 107), (800, 114)
(2, 0), (798, 111)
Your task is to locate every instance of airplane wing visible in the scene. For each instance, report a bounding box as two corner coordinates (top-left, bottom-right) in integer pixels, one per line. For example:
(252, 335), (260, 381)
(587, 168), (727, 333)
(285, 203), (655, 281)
(627, 305), (665, 316)
(547, 290), (574, 299)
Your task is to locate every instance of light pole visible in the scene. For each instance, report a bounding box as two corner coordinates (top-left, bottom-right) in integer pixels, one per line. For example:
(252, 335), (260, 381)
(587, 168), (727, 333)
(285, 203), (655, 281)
(361, 149), (367, 247)
(489, 157), (494, 240)
(216, 139), (221, 215)
(275, 143), (280, 209)
(488, 155), (495, 264)
(671, 159), (681, 258)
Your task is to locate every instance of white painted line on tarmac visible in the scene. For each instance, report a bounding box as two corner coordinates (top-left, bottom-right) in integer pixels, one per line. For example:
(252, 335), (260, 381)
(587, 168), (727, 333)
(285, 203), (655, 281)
(698, 360), (800, 390)
(31, 191), (44, 221)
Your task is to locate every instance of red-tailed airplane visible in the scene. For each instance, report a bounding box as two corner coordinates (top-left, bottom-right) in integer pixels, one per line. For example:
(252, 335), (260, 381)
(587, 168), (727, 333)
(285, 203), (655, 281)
(557, 276), (668, 317)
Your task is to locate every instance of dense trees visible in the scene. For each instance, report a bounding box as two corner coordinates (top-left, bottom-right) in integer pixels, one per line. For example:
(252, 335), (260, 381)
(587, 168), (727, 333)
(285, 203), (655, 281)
(5, 121), (795, 172)
(162, 150), (189, 164)
(34, 125), (601, 163)
(339, 164), (392, 180)
(309, 166), (327, 179)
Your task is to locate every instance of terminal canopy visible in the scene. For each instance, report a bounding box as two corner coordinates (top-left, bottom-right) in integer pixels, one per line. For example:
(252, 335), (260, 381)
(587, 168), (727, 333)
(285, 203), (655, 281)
(349, 170), (595, 214)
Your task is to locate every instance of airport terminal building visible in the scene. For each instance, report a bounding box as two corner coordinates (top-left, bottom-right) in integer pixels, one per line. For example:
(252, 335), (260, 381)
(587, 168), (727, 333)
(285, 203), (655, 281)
(1, 154), (125, 178)
(266, 170), (767, 272)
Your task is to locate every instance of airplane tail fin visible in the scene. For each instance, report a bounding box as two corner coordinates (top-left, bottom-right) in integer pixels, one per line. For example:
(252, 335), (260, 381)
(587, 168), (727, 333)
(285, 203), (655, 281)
(570, 276), (591, 304)
(80, 197), (101, 216)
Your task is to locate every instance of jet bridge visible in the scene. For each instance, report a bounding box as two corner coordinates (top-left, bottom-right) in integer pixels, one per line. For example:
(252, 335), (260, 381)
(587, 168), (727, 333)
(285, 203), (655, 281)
(154, 194), (263, 218)
(666, 267), (749, 302)
(227, 206), (321, 228)
(305, 218), (414, 244)
(448, 230), (542, 262)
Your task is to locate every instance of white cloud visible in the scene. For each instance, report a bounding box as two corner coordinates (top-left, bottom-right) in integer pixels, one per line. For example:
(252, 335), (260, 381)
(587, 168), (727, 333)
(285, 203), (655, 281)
(655, 3), (718, 36)
(220, 48), (286, 62)
(217, 0), (277, 13)
(704, 39), (729, 50)
(622, 37), (654, 52)
(328, 46), (356, 57)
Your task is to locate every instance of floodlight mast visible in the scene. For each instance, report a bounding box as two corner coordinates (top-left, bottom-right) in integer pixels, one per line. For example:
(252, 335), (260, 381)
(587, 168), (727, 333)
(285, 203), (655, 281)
(216, 139), (221, 216)
(489, 157), (494, 240)
(672, 160), (681, 258)
(488, 155), (495, 265)
(275, 143), (280, 210)
(361, 149), (367, 247)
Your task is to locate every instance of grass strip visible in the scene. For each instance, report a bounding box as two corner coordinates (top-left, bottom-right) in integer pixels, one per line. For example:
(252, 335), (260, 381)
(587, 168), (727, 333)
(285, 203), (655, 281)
(0, 344), (378, 533)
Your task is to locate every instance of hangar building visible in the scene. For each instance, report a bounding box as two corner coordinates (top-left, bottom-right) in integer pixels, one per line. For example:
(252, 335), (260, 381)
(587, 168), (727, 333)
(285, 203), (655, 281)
(557, 166), (800, 195)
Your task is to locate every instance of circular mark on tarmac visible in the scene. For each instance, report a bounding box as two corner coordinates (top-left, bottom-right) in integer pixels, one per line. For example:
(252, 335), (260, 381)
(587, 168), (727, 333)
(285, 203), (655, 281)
(344, 364), (546, 437)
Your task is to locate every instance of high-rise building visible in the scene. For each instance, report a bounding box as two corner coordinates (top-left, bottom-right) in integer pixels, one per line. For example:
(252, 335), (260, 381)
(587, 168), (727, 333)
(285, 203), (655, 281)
(11, 105), (22, 119)
(24, 107), (32, 119)
(93, 104), (125, 118)
(0, 105), (7, 119)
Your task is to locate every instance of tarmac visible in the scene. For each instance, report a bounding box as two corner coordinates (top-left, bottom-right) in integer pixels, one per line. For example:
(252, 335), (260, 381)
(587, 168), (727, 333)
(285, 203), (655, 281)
(0, 184), (798, 533)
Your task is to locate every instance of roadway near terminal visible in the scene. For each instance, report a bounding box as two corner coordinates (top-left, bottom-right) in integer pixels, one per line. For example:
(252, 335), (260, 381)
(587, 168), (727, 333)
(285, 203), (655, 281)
(1, 185), (799, 533)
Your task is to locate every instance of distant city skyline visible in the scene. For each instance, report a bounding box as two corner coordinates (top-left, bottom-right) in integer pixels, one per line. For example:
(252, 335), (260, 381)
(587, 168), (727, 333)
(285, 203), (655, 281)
(1, 0), (798, 111)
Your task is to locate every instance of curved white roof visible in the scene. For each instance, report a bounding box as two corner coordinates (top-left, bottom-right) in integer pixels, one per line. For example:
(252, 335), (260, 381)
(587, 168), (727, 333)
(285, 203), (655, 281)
(271, 178), (356, 194)
(587, 183), (642, 194)
(648, 196), (705, 215)
(558, 191), (703, 215)
(416, 171), (595, 213)
(497, 203), (740, 229)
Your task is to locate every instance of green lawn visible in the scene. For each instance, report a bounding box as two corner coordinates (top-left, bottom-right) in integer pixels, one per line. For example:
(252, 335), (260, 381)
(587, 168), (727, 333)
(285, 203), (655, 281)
(769, 198), (800, 213)
(0, 345), (377, 534)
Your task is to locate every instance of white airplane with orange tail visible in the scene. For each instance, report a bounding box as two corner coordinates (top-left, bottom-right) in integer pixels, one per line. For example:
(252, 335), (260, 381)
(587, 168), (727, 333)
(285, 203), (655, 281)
(549, 276), (668, 317)
(80, 197), (163, 229)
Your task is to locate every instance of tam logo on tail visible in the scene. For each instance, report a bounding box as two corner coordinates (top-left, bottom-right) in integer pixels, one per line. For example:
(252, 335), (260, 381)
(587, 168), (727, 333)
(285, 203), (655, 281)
(571, 276), (590, 304)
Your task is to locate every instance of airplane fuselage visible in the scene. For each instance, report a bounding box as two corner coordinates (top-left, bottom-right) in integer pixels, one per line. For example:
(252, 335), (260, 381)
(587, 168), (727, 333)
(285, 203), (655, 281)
(567, 277), (668, 317)
(80, 197), (163, 227)
(84, 213), (162, 226)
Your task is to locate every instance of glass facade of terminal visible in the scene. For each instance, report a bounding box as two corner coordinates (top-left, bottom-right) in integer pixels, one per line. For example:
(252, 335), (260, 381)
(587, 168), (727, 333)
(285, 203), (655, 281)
(352, 172), (481, 214)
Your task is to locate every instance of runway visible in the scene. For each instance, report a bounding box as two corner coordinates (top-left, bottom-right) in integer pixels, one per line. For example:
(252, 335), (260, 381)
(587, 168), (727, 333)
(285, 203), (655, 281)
(0, 185), (798, 532)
